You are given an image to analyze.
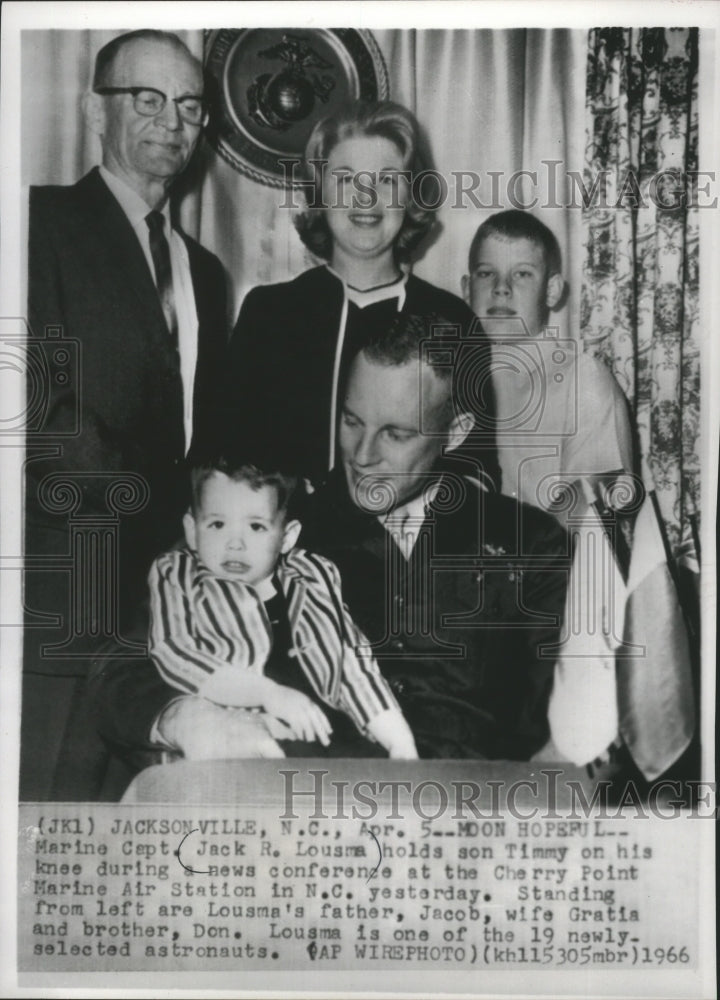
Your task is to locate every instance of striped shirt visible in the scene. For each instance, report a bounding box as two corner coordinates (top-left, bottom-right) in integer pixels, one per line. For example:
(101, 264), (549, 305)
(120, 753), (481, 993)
(148, 547), (399, 733)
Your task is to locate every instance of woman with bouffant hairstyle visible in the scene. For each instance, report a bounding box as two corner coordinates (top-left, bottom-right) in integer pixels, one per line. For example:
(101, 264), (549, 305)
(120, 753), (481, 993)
(294, 101), (436, 265)
(227, 99), (493, 485)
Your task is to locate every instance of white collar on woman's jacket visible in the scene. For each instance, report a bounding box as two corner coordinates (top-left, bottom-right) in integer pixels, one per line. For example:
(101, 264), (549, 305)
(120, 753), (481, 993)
(325, 264), (409, 310)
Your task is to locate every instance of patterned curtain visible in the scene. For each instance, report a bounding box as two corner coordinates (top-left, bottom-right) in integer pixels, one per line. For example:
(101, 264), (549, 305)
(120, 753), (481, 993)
(581, 27), (700, 570)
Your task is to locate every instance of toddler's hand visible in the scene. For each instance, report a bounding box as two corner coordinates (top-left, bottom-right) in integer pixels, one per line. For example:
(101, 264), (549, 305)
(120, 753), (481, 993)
(386, 734), (419, 759)
(263, 684), (332, 745)
(366, 709), (418, 758)
(259, 714), (296, 742)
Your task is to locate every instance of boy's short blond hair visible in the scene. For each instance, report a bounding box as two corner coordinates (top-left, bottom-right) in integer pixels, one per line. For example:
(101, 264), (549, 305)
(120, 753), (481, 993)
(468, 210), (562, 276)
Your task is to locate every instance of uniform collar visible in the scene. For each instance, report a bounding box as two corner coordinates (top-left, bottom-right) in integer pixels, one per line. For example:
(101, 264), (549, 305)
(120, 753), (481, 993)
(379, 481), (440, 532)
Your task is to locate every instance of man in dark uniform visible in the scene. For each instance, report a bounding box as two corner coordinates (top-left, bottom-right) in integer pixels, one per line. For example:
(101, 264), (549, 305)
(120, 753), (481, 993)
(301, 314), (569, 758)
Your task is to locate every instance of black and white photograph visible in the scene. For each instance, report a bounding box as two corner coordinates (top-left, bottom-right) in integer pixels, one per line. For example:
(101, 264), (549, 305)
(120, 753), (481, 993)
(1, 1), (717, 996)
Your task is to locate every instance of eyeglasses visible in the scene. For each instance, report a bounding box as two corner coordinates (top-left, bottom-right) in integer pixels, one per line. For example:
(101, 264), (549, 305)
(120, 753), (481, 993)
(94, 86), (207, 126)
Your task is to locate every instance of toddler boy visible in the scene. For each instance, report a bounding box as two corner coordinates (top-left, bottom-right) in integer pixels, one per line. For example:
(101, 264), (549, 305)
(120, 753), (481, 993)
(148, 456), (417, 758)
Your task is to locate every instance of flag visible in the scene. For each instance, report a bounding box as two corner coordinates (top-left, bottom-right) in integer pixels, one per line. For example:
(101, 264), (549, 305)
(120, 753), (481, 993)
(616, 492), (696, 780)
(548, 492), (626, 765)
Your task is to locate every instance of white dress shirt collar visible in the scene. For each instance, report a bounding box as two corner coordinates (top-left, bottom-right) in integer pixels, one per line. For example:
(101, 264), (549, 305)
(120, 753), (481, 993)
(379, 481), (440, 559)
(99, 165), (170, 227)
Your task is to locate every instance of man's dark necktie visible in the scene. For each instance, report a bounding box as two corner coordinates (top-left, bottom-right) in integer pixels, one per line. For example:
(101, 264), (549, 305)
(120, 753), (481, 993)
(145, 210), (178, 345)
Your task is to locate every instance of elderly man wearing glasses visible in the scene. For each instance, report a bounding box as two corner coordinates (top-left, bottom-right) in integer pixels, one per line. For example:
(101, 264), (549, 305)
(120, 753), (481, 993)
(24, 30), (228, 799)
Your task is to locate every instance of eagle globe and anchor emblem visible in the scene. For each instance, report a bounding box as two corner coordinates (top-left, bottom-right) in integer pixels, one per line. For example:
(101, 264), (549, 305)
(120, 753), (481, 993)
(204, 28), (389, 187)
(247, 34), (336, 131)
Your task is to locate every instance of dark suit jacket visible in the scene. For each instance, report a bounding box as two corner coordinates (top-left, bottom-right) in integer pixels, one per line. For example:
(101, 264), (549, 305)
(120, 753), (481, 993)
(26, 167), (229, 615)
(23, 168), (228, 799)
(226, 265), (498, 484)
